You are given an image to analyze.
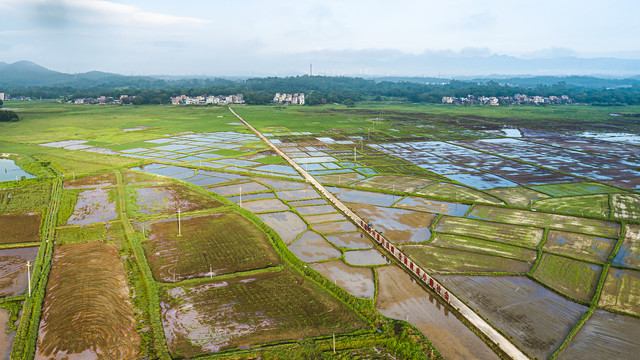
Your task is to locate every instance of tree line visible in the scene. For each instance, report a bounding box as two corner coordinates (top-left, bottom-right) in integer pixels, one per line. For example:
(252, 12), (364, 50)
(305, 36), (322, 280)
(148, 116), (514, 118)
(6, 76), (640, 106)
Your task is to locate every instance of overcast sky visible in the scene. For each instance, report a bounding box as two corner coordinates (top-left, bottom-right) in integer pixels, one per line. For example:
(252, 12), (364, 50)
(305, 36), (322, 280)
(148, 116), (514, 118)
(1, 0), (639, 75)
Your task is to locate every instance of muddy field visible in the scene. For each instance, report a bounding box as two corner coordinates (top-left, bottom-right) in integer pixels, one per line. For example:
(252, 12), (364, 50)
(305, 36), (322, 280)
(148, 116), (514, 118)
(0, 213), (41, 244)
(241, 198), (289, 213)
(612, 193), (640, 220)
(144, 213), (281, 282)
(160, 270), (367, 358)
(35, 241), (140, 359)
(347, 203), (435, 243)
(325, 232), (373, 249)
(533, 253), (602, 302)
(0, 247), (39, 297)
(375, 265), (500, 360)
(344, 249), (388, 266)
(599, 267), (640, 316)
(437, 275), (588, 360)
(544, 230), (616, 263)
(65, 187), (118, 225)
(312, 220), (357, 234)
(310, 260), (375, 298)
(557, 310), (640, 360)
(395, 196), (470, 217)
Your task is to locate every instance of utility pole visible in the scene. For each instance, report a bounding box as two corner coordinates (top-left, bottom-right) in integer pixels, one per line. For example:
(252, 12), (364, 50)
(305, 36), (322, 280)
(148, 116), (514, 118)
(177, 208), (181, 236)
(26, 261), (31, 297)
(353, 147), (357, 163)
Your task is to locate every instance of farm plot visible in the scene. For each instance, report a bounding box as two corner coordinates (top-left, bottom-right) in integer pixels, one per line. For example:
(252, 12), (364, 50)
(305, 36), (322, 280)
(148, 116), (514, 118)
(325, 232), (373, 249)
(0, 247), (39, 297)
(65, 187), (118, 225)
(63, 172), (116, 189)
(0, 308), (17, 360)
(532, 253), (602, 302)
(402, 244), (532, 273)
(326, 187), (397, 207)
(288, 231), (341, 262)
(612, 224), (640, 269)
(598, 267), (640, 316)
(344, 249), (388, 266)
(144, 212), (281, 282)
(240, 198), (289, 213)
(309, 260), (375, 299)
(312, 220), (357, 234)
(160, 270), (367, 358)
(486, 187), (549, 207)
(468, 205), (621, 238)
(437, 275), (588, 360)
(543, 230), (616, 263)
(532, 194), (610, 218)
(376, 266), (500, 360)
(347, 203), (435, 243)
(0, 182), (51, 214)
(434, 216), (543, 248)
(35, 241), (140, 359)
(207, 181), (270, 197)
(354, 175), (432, 192)
(416, 182), (504, 204)
(256, 211), (307, 245)
(557, 309), (640, 360)
(395, 196), (470, 217)
(612, 193), (640, 221)
(531, 181), (622, 197)
(130, 183), (223, 216)
(0, 213), (41, 244)
(430, 233), (537, 262)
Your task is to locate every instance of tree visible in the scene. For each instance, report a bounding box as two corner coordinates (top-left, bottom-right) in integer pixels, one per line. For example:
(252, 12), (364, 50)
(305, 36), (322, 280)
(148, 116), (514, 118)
(0, 110), (19, 122)
(0, 99), (3, 107)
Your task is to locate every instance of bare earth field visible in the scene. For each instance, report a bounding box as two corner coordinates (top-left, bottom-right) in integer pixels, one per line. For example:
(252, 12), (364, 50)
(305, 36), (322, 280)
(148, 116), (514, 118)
(35, 241), (140, 359)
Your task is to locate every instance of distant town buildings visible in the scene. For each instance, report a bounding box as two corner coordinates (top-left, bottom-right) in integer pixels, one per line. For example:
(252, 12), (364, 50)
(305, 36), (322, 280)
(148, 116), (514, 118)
(273, 93), (305, 105)
(0, 93), (4, 101)
(442, 94), (572, 106)
(171, 94), (244, 105)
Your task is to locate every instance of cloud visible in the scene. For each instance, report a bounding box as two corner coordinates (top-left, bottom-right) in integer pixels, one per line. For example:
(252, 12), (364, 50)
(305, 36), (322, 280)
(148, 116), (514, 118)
(28, 0), (208, 29)
(522, 47), (578, 59)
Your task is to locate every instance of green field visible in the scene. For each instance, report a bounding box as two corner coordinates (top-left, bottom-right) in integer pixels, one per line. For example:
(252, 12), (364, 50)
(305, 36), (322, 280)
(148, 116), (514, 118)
(598, 267), (640, 316)
(531, 182), (622, 197)
(533, 253), (602, 302)
(533, 194), (610, 218)
(430, 233), (538, 262)
(434, 215), (543, 248)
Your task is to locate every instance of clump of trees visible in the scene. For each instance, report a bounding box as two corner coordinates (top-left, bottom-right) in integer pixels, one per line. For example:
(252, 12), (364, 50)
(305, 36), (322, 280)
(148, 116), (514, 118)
(0, 109), (19, 122)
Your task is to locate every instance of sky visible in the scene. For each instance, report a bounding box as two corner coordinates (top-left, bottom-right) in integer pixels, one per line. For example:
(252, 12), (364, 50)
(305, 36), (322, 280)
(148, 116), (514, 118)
(1, 0), (639, 76)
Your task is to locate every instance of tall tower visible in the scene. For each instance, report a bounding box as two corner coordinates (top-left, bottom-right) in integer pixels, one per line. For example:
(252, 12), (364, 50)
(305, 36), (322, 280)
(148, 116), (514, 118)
(310, 63), (313, 76)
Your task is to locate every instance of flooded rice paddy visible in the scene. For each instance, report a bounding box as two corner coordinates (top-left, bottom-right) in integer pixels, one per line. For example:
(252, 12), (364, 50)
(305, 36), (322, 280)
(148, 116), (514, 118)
(288, 231), (341, 262)
(556, 309), (640, 360)
(344, 249), (388, 266)
(347, 203), (435, 243)
(376, 266), (500, 360)
(240, 198), (289, 213)
(65, 187), (117, 225)
(312, 220), (357, 234)
(325, 232), (373, 249)
(256, 211), (307, 245)
(395, 196), (470, 217)
(310, 260), (375, 298)
(0, 247), (39, 297)
(437, 275), (588, 359)
(0, 308), (16, 360)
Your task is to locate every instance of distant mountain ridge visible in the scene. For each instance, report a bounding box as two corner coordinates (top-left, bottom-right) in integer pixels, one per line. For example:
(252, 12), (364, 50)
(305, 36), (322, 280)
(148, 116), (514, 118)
(1, 60), (639, 90)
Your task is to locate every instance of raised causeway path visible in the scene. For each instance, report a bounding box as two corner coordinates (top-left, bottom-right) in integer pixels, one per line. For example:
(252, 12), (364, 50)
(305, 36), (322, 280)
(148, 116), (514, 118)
(229, 107), (529, 360)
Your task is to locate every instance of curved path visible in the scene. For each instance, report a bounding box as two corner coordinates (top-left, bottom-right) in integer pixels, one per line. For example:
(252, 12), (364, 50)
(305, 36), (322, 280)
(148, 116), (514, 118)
(229, 107), (529, 360)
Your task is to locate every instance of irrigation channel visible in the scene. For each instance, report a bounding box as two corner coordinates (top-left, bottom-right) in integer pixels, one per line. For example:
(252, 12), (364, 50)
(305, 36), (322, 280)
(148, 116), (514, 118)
(229, 107), (528, 360)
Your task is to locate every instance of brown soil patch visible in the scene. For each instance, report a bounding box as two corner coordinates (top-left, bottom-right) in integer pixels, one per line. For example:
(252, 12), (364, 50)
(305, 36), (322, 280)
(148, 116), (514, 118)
(35, 241), (141, 359)
(63, 172), (116, 189)
(0, 213), (41, 244)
